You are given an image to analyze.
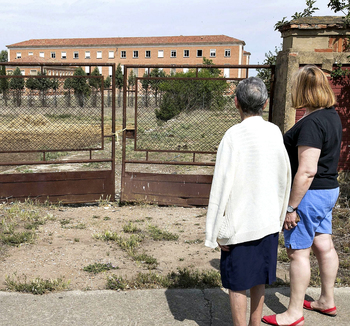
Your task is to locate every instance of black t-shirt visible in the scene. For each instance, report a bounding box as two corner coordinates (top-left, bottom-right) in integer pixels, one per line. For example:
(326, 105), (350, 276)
(283, 107), (342, 189)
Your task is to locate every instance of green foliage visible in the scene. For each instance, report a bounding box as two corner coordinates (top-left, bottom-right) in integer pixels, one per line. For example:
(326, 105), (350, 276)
(330, 63), (350, 78)
(83, 262), (119, 274)
(275, 0), (319, 30)
(115, 63), (124, 89)
(128, 70), (136, 89)
(256, 45), (282, 92)
(89, 67), (102, 89)
(5, 274), (70, 294)
(328, 0), (350, 15)
(0, 231), (35, 246)
(0, 50), (8, 62)
(148, 225), (179, 241)
(104, 76), (111, 88)
(9, 67), (24, 107)
(0, 65), (8, 99)
(71, 67), (91, 107)
(154, 58), (229, 121)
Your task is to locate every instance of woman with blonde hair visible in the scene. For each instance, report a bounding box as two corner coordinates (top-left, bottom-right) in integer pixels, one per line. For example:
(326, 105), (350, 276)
(262, 65), (342, 326)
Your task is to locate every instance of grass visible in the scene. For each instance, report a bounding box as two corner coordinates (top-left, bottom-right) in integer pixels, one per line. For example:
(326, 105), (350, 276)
(106, 267), (221, 291)
(148, 225), (179, 241)
(123, 221), (142, 234)
(0, 231), (35, 246)
(5, 274), (70, 295)
(83, 263), (119, 274)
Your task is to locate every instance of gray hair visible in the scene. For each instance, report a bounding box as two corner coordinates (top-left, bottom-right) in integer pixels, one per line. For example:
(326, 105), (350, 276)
(235, 77), (268, 116)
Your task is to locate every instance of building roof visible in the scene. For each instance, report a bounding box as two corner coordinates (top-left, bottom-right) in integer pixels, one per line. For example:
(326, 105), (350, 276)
(7, 35), (245, 48)
(277, 16), (347, 32)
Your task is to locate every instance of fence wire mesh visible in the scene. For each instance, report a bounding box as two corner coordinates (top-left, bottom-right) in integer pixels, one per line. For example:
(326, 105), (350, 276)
(134, 77), (240, 153)
(0, 76), (104, 152)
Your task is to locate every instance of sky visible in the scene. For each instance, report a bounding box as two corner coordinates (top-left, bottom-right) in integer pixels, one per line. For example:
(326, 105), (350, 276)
(0, 0), (340, 65)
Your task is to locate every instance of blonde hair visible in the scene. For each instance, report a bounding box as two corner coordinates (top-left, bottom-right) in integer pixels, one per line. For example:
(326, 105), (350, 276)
(291, 65), (336, 109)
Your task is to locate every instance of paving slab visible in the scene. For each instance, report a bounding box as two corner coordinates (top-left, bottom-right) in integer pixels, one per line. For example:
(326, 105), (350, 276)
(0, 287), (348, 325)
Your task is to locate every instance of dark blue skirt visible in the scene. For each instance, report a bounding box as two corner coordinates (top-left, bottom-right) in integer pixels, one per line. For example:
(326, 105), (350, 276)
(220, 232), (279, 291)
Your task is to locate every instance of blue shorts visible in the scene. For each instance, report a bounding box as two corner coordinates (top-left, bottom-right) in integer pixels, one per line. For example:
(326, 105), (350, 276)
(284, 188), (339, 249)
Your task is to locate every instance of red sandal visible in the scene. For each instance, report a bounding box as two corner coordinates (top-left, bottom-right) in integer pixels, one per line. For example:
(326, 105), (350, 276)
(303, 300), (337, 317)
(262, 314), (304, 326)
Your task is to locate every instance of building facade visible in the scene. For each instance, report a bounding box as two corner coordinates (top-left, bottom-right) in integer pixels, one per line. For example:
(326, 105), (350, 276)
(6, 35), (250, 78)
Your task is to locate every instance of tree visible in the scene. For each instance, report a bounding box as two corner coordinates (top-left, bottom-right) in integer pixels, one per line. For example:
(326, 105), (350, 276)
(141, 72), (151, 107)
(71, 67), (91, 107)
(256, 45), (282, 92)
(0, 50), (8, 62)
(104, 76), (112, 107)
(0, 65), (9, 105)
(115, 63), (124, 107)
(149, 68), (166, 106)
(89, 67), (102, 107)
(328, 0), (350, 23)
(25, 77), (37, 107)
(63, 77), (74, 107)
(155, 58), (229, 121)
(275, 0), (319, 30)
(35, 71), (53, 107)
(127, 70), (136, 107)
(9, 67), (24, 107)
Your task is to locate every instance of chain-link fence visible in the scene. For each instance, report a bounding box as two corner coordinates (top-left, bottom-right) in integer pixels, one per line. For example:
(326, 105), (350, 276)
(0, 75), (104, 153)
(134, 77), (240, 153)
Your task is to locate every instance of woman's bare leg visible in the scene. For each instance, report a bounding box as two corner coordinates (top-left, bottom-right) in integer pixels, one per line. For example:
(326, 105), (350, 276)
(248, 284), (265, 326)
(229, 289), (247, 326)
(310, 233), (338, 312)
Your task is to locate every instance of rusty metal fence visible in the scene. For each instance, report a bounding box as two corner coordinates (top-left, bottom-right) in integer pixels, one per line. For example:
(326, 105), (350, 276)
(121, 64), (275, 206)
(0, 62), (116, 203)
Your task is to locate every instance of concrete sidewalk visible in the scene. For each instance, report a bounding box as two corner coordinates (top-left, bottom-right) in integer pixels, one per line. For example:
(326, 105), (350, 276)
(0, 287), (349, 325)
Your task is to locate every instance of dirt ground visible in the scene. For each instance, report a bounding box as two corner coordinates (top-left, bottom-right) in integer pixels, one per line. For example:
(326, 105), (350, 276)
(0, 202), (289, 291)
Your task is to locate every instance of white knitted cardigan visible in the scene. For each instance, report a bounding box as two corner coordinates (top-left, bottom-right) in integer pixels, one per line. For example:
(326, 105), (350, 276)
(205, 116), (291, 248)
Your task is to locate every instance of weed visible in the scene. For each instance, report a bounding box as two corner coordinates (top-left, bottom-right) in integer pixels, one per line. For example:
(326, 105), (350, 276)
(92, 215), (100, 219)
(1, 231), (35, 246)
(103, 216), (111, 221)
(5, 274), (70, 295)
(83, 263), (119, 274)
(60, 219), (71, 227)
(131, 252), (158, 269)
(184, 239), (203, 245)
(278, 249), (289, 262)
(123, 222), (141, 234)
(74, 238), (80, 242)
(106, 275), (128, 290)
(148, 225), (179, 241)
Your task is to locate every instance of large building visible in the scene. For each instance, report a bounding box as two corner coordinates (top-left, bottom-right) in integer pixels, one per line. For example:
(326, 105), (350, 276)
(6, 35), (250, 78)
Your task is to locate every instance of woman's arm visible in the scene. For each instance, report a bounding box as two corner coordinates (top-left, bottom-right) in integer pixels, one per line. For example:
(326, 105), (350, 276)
(284, 145), (321, 230)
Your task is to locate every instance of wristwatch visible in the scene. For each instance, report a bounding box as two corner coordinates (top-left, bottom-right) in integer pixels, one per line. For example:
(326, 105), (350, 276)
(287, 205), (297, 213)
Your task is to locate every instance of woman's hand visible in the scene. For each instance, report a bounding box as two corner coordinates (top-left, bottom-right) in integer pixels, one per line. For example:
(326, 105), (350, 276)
(283, 211), (298, 230)
(217, 243), (230, 251)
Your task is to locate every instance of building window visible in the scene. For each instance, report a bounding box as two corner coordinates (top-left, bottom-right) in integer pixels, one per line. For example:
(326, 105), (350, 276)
(197, 50), (203, 57)
(121, 51), (126, 58)
(183, 68), (189, 73)
(133, 51), (139, 58)
(109, 66), (113, 77)
(210, 49), (216, 57)
(74, 52), (79, 59)
(225, 49), (231, 57)
(20, 70), (25, 75)
(121, 65), (124, 75)
(40, 52), (45, 58)
(85, 51), (90, 59)
(184, 50), (189, 57)
(133, 68), (138, 77)
(144, 68), (149, 75)
(30, 70), (37, 75)
(7, 70), (13, 75)
(223, 68), (230, 78)
(98, 66), (102, 74)
(97, 51), (102, 59)
(170, 50), (176, 58)
(108, 51), (114, 59)
(158, 50), (164, 58)
(51, 52), (56, 59)
(61, 52), (67, 59)
(16, 52), (21, 59)
(170, 68), (176, 75)
(85, 66), (90, 75)
(28, 52), (33, 56)
(145, 50), (151, 58)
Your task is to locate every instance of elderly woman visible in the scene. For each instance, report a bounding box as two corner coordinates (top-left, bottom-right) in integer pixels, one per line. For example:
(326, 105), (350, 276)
(262, 65), (342, 326)
(206, 77), (291, 326)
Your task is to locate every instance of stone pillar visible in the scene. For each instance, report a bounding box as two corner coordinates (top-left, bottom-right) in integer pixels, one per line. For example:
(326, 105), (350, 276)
(272, 16), (350, 133)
